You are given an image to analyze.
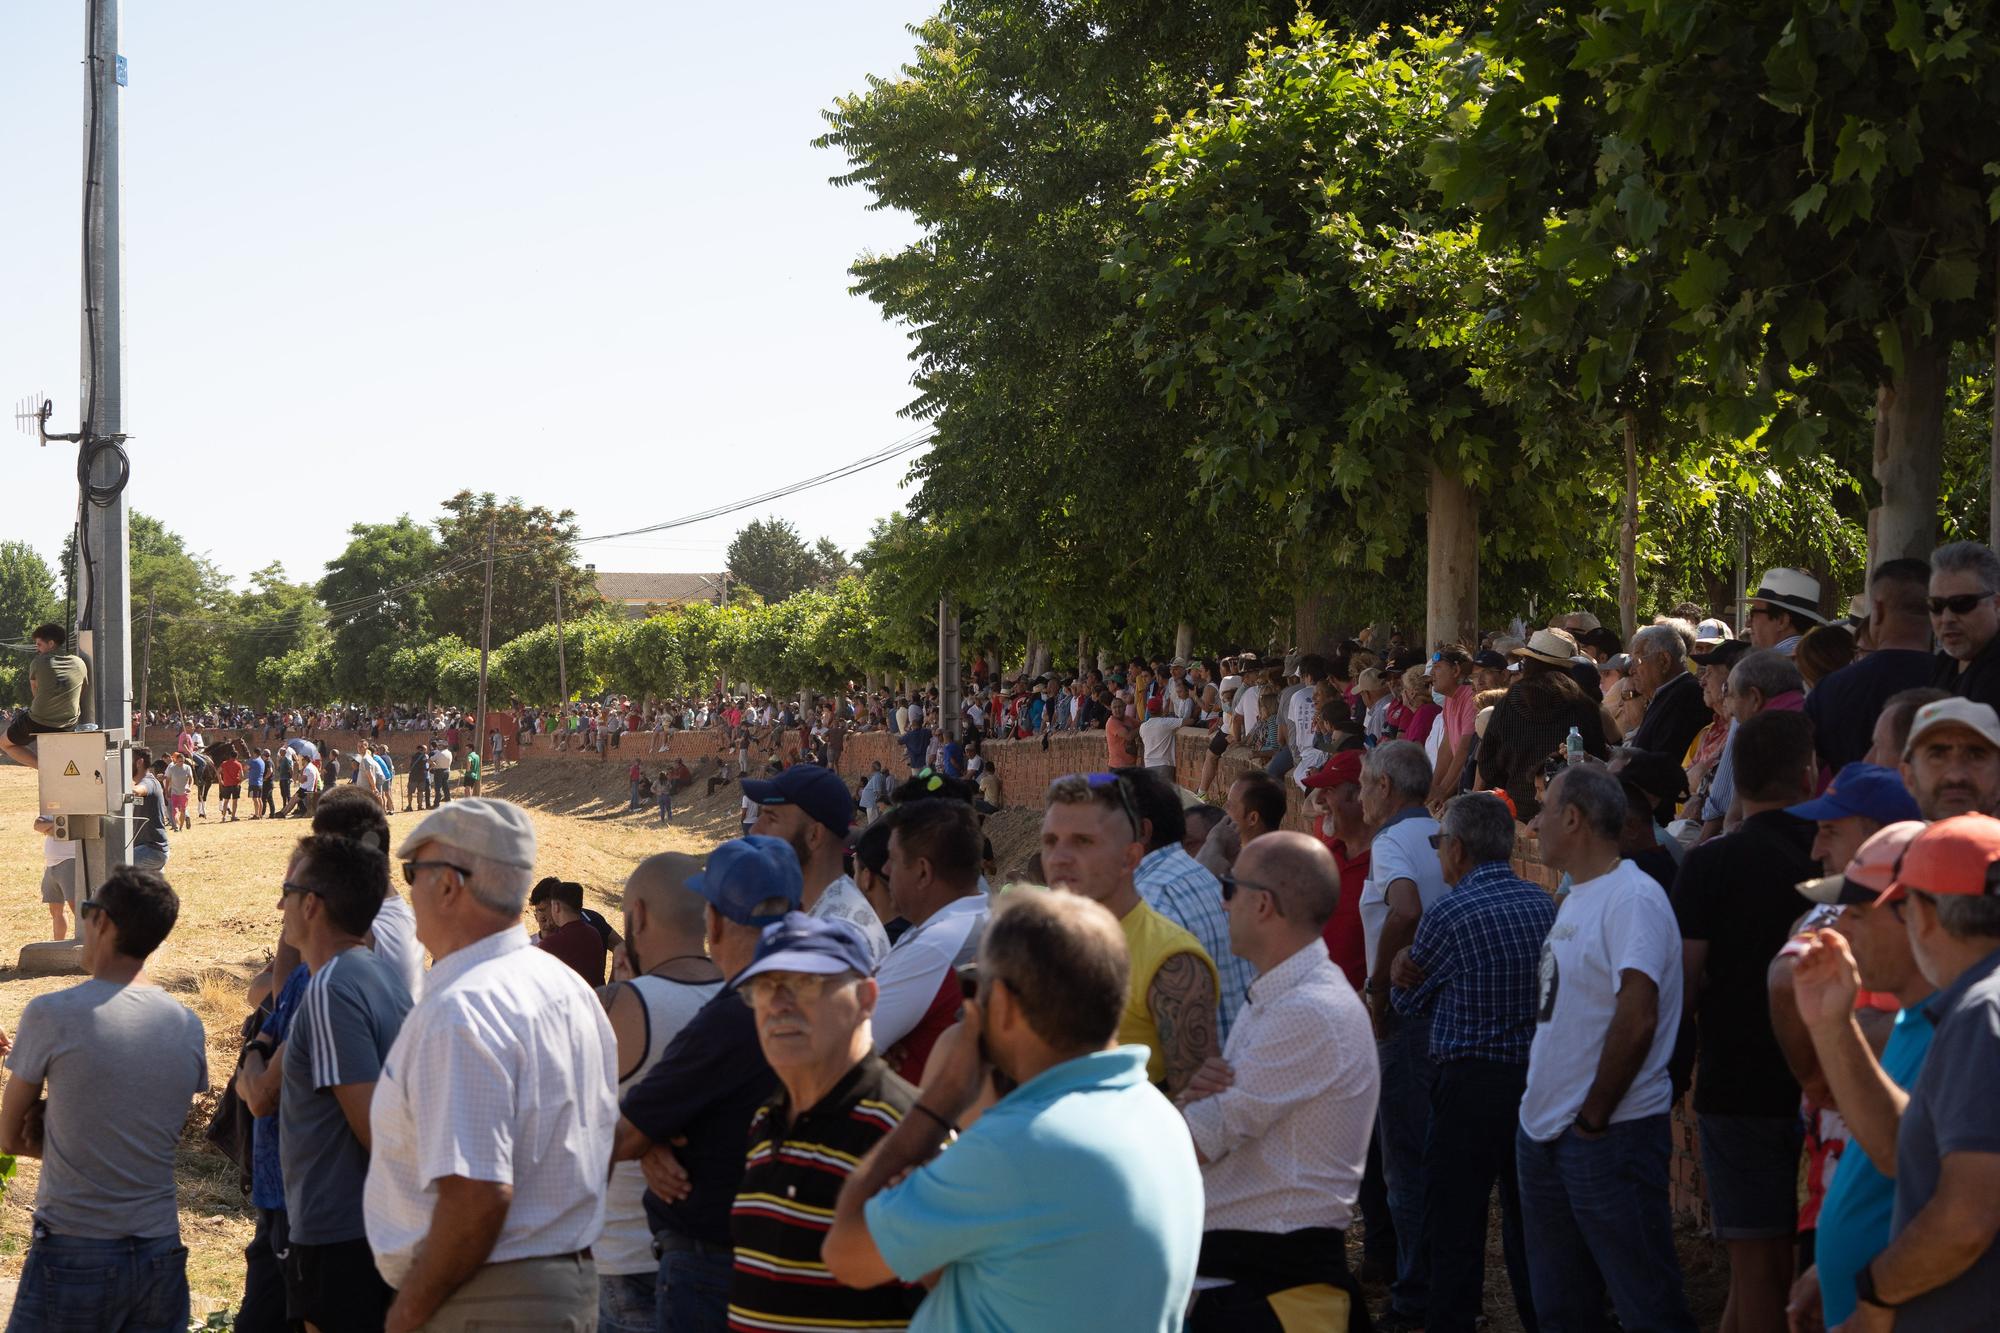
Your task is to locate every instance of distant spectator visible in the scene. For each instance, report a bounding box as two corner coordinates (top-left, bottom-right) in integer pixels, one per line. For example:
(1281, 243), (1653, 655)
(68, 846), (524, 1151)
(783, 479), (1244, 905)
(1929, 540), (2000, 711)
(1744, 567), (1827, 655)
(746, 764), (891, 964)
(873, 798), (989, 1082)
(532, 877), (609, 986)
(1807, 561), (1937, 771)
(1624, 622), (1710, 764)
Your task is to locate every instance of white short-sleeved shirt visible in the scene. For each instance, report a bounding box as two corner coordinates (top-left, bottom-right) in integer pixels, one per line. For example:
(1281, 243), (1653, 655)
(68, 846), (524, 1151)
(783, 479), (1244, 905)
(1234, 685), (1262, 739)
(1287, 686), (1318, 750)
(873, 894), (988, 1051)
(365, 926), (618, 1287)
(1519, 860), (1684, 1141)
(1357, 809), (1449, 979)
(1139, 716), (1182, 769)
(369, 892), (426, 1000)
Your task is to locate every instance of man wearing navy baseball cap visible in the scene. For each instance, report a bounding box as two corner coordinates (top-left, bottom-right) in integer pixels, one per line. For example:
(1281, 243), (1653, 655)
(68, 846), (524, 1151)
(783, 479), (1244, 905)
(746, 764), (892, 965)
(612, 836), (802, 1332)
(726, 914), (923, 1330)
(1787, 761), (1925, 876)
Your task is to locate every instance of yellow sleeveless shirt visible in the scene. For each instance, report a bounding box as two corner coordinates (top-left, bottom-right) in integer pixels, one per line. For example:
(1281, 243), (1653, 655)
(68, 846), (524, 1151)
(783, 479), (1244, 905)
(1119, 900), (1220, 1085)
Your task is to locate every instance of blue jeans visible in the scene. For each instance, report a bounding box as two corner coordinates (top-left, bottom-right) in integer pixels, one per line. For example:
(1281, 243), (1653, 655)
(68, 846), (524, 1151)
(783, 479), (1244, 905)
(1376, 1006), (1437, 1318)
(1515, 1116), (1697, 1333)
(7, 1227), (188, 1333)
(131, 844), (168, 871)
(655, 1243), (732, 1333)
(598, 1270), (657, 1333)
(1422, 1060), (1535, 1333)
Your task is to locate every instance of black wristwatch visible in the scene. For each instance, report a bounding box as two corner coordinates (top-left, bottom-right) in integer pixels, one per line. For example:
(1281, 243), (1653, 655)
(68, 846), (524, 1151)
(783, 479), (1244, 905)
(247, 1034), (276, 1059)
(1855, 1261), (1900, 1311)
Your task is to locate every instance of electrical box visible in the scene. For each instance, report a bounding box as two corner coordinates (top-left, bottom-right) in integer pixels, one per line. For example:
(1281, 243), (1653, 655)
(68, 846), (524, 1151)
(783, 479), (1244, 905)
(52, 813), (100, 840)
(36, 732), (115, 816)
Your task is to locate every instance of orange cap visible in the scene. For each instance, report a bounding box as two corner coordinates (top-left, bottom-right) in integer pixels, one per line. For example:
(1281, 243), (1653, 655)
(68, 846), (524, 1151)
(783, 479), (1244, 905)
(1877, 813), (2000, 906)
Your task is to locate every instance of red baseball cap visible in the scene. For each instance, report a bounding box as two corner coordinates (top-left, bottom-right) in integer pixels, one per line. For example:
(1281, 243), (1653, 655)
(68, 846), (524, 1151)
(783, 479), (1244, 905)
(1303, 750), (1364, 790)
(1876, 813), (2000, 906)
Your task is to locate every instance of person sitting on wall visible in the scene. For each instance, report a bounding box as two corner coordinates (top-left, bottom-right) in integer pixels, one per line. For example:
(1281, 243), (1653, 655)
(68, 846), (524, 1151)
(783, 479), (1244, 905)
(1, 625), (89, 771)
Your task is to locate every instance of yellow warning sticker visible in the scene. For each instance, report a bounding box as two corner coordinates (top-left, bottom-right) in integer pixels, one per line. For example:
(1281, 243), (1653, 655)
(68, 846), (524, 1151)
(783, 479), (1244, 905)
(61, 761), (80, 777)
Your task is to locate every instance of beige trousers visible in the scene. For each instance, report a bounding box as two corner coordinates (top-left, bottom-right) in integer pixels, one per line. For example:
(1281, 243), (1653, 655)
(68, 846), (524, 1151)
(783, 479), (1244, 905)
(417, 1253), (596, 1332)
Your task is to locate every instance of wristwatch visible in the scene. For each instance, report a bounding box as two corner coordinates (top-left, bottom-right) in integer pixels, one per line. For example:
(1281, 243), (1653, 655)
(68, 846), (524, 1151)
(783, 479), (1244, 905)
(1855, 1261), (1901, 1311)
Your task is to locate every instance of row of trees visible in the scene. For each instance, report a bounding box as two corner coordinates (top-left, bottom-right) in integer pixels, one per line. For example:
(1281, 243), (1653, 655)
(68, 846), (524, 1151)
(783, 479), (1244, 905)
(816, 0), (2000, 651)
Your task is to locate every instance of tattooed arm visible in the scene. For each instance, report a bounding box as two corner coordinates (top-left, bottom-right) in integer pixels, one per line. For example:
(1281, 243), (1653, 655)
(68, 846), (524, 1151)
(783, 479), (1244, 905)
(1149, 951), (1220, 1098)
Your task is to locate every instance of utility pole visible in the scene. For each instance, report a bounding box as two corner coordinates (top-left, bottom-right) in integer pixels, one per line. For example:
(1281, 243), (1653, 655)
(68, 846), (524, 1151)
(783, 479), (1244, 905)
(135, 587), (155, 730)
(474, 511), (496, 769)
(79, 0), (132, 882)
(554, 576), (568, 704)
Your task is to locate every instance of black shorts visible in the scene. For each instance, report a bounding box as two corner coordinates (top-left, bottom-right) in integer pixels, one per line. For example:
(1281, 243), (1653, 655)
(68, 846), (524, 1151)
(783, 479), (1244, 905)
(283, 1236), (393, 1331)
(1207, 730), (1229, 757)
(220, 784), (241, 799)
(5, 712), (66, 749)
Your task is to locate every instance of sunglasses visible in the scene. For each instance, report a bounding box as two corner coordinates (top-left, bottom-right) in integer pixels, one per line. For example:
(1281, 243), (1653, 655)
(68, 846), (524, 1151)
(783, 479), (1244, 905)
(401, 859), (471, 886)
(741, 972), (845, 1006)
(78, 899), (111, 922)
(1219, 871), (1277, 903)
(280, 880), (318, 899)
(1928, 592), (1995, 616)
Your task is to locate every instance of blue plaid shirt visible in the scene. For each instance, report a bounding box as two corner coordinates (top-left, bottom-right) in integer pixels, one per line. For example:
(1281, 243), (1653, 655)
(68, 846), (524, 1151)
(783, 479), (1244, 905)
(1136, 844), (1253, 1040)
(1392, 860), (1555, 1064)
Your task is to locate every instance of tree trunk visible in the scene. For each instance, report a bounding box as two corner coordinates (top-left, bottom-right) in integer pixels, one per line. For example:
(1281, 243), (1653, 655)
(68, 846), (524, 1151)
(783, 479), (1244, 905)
(1292, 588), (1339, 658)
(1425, 462), (1479, 651)
(1077, 633), (1089, 679)
(1621, 411), (1640, 643)
(1869, 320), (1950, 563)
(1174, 621), (1195, 664)
(1026, 637), (1051, 680)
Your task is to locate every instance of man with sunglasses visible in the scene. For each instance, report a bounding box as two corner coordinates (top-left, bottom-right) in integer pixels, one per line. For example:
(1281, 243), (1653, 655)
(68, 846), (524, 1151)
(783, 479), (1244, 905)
(367, 799), (619, 1333)
(613, 837), (802, 1333)
(728, 914), (923, 1331)
(0, 865), (207, 1333)
(1787, 814), (2000, 1330)
(1929, 541), (2000, 711)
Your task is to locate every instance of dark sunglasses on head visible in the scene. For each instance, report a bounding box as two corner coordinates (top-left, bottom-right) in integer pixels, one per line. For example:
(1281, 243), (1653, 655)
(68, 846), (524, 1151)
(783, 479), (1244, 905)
(1070, 771), (1143, 836)
(402, 859), (471, 886)
(1929, 592), (1995, 616)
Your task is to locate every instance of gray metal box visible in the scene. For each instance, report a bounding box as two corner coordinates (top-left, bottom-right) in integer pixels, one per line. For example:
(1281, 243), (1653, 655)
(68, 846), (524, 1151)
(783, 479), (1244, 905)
(36, 732), (115, 816)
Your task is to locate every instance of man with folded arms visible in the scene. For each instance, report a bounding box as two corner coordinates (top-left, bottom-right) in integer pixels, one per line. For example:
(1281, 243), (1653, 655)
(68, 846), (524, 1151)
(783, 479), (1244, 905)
(1792, 814), (2000, 1329)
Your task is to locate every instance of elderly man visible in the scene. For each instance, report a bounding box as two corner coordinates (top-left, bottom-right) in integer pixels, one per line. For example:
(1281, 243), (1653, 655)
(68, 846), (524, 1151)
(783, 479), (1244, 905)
(1701, 648), (1807, 840)
(1358, 740), (1449, 1330)
(1787, 761), (1923, 873)
(728, 914), (922, 1331)
(1517, 767), (1695, 1333)
(747, 763), (892, 963)
(366, 799), (618, 1333)
(824, 891), (1204, 1332)
(1388, 793), (1554, 1333)
(1743, 567), (1828, 654)
(1901, 697), (2000, 821)
(1118, 766), (1255, 1041)
(1928, 540), (2000, 710)
(1808, 558), (1938, 771)
(613, 837), (801, 1333)
(1791, 815), (2000, 1329)
(1781, 822), (1932, 1330)
(1867, 686), (1951, 768)
(1623, 622), (1709, 762)
(0, 866), (207, 1331)
(1672, 710), (1820, 1333)
(1174, 831), (1378, 1331)
(1042, 773), (1221, 1096)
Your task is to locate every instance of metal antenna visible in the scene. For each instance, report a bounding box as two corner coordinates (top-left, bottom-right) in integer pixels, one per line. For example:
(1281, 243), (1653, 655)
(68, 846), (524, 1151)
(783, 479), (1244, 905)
(12, 395), (75, 445)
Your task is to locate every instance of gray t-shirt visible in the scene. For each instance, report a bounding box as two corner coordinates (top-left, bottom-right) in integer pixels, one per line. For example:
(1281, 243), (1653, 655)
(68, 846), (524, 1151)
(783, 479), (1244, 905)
(282, 946), (413, 1243)
(1893, 946), (2000, 1330)
(5, 979), (206, 1239)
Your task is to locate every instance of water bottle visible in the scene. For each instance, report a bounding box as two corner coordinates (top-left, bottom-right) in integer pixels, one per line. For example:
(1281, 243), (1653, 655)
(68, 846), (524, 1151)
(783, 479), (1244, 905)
(1565, 725), (1583, 763)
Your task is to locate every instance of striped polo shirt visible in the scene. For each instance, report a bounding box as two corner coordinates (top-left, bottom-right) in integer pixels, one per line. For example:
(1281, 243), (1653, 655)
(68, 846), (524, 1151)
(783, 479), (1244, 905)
(728, 1052), (924, 1332)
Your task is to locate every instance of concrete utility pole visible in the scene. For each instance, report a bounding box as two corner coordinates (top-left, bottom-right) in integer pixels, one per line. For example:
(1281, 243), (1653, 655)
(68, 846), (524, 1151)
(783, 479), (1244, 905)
(474, 511), (496, 766)
(937, 597), (961, 741)
(80, 0), (132, 879)
(554, 576), (568, 703)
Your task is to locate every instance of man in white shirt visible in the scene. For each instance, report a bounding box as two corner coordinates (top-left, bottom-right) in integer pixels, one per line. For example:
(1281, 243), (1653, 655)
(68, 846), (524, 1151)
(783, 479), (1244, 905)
(366, 799), (618, 1333)
(1357, 740), (1450, 1327)
(428, 744), (453, 807)
(1515, 767), (1696, 1333)
(745, 764), (890, 963)
(1177, 831), (1378, 1330)
(871, 799), (989, 1081)
(31, 814), (79, 940)
(1139, 710), (1184, 780)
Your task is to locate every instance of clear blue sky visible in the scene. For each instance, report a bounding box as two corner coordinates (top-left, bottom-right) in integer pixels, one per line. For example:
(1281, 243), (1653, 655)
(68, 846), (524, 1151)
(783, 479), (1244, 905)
(0, 1), (927, 589)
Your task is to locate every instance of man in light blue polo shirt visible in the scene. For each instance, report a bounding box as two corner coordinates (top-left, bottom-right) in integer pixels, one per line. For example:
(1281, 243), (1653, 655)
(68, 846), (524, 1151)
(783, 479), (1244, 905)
(823, 889), (1201, 1332)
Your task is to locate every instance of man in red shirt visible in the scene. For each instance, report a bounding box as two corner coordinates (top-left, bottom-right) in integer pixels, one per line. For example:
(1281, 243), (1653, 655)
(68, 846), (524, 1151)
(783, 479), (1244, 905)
(1304, 750), (1369, 987)
(218, 750), (246, 823)
(530, 878), (608, 985)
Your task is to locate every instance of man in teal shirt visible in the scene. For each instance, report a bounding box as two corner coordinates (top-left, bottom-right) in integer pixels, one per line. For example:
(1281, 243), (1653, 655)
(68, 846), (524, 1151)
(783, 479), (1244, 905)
(824, 890), (1202, 1332)
(1789, 822), (1935, 1326)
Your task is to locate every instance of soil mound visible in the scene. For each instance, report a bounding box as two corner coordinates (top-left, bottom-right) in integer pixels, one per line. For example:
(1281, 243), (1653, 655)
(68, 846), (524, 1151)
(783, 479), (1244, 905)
(486, 756), (747, 849)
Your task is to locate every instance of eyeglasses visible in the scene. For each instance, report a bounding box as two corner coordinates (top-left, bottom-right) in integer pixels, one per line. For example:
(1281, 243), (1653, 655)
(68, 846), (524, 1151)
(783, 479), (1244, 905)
(742, 972), (845, 1006)
(78, 899), (110, 922)
(280, 881), (318, 899)
(1929, 592), (1995, 616)
(402, 859), (471, 886)
(1427, 832), (1456, 849)
(1219, 871), (1278, 903)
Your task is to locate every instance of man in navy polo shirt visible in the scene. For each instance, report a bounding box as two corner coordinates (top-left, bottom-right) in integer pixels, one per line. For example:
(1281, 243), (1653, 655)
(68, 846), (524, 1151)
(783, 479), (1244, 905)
(612, 837), (802, 1333)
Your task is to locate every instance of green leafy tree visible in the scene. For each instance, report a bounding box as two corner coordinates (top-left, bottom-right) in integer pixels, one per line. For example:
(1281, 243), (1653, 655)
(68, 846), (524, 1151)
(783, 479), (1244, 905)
(223, 563), (326, 703)
(0, 542), (60, 704)
(726, 518), (823, 603)
(318, 517), (441, 700)
(428, 492), (603, 645)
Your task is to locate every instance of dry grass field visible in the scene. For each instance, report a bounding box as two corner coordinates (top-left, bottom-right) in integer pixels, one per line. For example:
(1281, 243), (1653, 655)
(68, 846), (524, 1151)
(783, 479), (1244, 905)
(0, 757), (742, 1319)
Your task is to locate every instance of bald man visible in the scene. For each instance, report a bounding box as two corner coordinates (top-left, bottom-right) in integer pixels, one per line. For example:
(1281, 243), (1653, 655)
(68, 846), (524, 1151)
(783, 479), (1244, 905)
(1176, 831), (1380, 1329)
(594, 855), (726, 1328)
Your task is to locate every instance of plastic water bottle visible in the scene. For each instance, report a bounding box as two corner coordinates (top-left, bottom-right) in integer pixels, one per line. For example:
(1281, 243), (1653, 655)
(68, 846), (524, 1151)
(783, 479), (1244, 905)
(1565, 725), (1583, 763)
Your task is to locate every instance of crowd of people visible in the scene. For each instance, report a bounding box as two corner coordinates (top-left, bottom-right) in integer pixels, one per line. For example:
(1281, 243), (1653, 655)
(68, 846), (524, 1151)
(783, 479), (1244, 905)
(10, 543), (2000, 1330)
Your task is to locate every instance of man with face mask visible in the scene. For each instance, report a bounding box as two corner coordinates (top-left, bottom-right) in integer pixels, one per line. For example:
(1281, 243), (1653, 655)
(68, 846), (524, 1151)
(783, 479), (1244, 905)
(1790, 815), (2000, 1330)
(1899, 698), (2000, 821)
(746, 764), (891, 965)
